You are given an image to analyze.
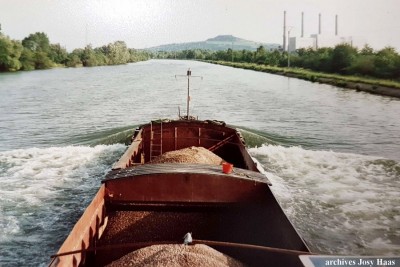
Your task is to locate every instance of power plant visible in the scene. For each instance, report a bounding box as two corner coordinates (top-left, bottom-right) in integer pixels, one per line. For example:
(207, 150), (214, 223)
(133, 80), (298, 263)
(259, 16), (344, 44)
(282, 11), (366, 52)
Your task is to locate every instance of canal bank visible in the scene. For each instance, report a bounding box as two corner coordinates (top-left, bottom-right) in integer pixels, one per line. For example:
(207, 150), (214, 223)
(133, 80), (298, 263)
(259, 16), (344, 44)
(207, 61), (400, 99)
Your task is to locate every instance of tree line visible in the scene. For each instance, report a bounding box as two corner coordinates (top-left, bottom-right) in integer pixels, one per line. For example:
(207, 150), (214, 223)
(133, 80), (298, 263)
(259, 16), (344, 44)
(2, 23), (399, 80)
(0, 25), (150, 72)
(154, 44), (400, 80)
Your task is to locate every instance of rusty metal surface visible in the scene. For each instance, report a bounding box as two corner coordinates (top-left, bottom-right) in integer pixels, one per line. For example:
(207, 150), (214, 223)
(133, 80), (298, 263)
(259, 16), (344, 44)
(50, 185), (107, 267)
(104, 171), (269, 204)
(104, 163), (270, 185)
(112, 119), (259, 171)
(140, 120), (244, 164)
(112, 128), (143, 170)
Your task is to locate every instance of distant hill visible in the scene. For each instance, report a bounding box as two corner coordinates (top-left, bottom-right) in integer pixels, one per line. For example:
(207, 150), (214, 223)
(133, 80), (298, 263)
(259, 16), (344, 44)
(146, 35), (280, 52)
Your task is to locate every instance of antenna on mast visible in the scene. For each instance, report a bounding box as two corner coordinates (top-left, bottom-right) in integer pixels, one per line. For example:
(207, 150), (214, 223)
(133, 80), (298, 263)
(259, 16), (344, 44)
(175, 68), (203, 120)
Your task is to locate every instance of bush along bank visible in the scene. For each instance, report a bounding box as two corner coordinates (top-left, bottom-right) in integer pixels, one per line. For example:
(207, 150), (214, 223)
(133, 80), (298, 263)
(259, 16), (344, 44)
(0, 30), (150, 72)
(207, 61), (400, 99)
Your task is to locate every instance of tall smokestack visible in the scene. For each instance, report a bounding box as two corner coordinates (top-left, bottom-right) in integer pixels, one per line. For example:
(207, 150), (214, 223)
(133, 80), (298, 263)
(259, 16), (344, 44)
(335, 14), (338, 36)
(318, 13), (321, 34)
(283, 11), (287, 51)
(301, 12), (304, 37)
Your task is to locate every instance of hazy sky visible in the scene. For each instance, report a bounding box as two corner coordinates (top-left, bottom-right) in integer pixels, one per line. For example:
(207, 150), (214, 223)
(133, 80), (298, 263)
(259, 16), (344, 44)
(1, 0), (399, 51)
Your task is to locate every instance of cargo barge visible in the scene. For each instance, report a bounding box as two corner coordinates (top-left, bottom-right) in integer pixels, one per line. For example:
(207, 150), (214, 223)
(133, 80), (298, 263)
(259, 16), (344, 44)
(49, 118), (310, 267)
(49, 70), (310, 266)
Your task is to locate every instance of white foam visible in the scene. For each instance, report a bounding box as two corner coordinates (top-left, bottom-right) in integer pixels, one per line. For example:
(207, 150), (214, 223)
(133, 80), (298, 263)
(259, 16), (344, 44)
(249, 144), (400, 255)
(0, 144), (126, 242)
(0, 216), (20, 238)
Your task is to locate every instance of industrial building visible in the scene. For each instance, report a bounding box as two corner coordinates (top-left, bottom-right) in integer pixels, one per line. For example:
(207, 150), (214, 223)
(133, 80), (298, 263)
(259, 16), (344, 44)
(284, 12), (366, 52)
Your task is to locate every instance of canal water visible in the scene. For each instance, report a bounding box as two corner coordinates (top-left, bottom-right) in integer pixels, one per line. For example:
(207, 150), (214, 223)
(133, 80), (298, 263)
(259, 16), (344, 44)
(0, 60), (399, 266)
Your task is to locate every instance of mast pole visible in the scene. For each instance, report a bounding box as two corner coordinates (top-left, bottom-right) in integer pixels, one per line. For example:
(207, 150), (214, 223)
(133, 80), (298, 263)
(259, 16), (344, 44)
(175, 68), (201, 120)
(187, 68), (191, 119)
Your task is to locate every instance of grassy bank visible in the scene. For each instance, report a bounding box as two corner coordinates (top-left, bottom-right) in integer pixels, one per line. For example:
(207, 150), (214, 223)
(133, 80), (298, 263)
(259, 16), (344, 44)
(207, 60), (400, 98)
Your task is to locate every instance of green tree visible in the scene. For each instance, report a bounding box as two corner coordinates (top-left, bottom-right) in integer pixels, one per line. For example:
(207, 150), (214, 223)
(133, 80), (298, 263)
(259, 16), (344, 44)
(331, 44), (357, 74)
(20, 48), (35, 70)
(215, 50), (228, 61)
(186, 49), (195, 59)
(265, 50), (281, 66)
(255, 46), (267, 64)
(241, 50), (253, 63)
(232, 50), (242, 62)
(374, 47), (400, 78)
(0, 36), (23, 71)
(348, 55), (376, 76)
(360, 44), (375, 56)
(66, 48), (83, 67)
(194, 49), (205, 60)
(34, 51), (53, 69)
(132, 49), (150, 62)
(295, 48), (316, 69)
(22, 32), (50, 53)
(226, 48), (233, 62)
(49, 43), (68, 65)
(81, 45), (98, 67)
(22, 32), (53, 69)
(315, 47), (333, 72)
(106, 41), (130, 65)
(93, 47), (108, 65)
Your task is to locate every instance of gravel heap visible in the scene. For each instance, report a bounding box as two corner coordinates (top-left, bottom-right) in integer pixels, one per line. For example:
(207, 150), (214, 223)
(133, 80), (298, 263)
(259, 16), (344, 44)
(99, 211), (221, 244)
(150, 147), (224, 165)
(105, 244), (246, 267)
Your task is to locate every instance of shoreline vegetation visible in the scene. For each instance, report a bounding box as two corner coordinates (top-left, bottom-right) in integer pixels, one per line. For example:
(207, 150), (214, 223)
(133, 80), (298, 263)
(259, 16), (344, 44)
(0, 28), (150, 72)
(152, 44), (400, 99)
(206, 61), (400, 98)
(1, 26), (399, 98)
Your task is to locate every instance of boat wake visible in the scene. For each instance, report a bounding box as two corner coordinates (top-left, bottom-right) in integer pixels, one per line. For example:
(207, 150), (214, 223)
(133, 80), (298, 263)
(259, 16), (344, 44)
(249, 144), (400, 256)
(0, 144), (126, 267)
(237, 127), (314, 148)
(1, 130), (399, 265)
(68, 125), (138, 146)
